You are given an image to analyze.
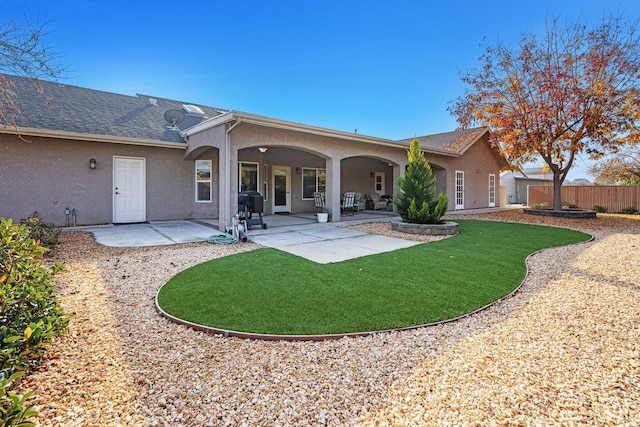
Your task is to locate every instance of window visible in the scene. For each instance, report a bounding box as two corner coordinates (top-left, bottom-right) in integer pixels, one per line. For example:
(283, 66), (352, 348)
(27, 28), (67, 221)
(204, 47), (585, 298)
(374, 172), (385, 195)
(489, 174), (496, 207)
(239, 162), (259, 192)
(195, 160), (211, 202)
(455, 170), (464, 209)
(302, 168), (326, 199)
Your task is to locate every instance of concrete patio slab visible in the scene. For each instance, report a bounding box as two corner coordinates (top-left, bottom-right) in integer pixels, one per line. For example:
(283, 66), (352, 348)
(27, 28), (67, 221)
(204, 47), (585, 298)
(70, 207), (520, 261)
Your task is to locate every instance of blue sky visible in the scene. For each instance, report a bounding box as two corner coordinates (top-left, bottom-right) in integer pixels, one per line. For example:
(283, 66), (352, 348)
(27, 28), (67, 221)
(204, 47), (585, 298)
(6, 1), (640, 179)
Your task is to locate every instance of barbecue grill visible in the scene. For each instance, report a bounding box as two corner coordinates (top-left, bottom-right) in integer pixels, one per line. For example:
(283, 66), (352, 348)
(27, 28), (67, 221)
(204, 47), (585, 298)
(238, 191), (267, 229)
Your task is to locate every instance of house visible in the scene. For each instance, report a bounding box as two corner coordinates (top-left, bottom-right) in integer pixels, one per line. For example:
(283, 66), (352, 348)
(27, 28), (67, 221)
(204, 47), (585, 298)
(500, 167), (554, 205)
(1, 75), (508, 229)
(566, 178), (593, 186)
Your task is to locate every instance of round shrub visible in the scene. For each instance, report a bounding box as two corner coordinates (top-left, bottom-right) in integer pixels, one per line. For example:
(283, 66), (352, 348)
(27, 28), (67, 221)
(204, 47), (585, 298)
(19, 213), (61, 251)
(0, 217), (68, 376)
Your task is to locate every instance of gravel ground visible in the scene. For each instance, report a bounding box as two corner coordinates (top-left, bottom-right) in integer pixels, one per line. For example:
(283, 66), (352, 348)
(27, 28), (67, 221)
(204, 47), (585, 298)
(15, 211), (640, 426)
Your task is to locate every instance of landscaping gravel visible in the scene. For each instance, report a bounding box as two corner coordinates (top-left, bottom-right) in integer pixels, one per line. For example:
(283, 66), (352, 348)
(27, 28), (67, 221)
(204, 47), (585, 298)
(16, 211), (640, 426)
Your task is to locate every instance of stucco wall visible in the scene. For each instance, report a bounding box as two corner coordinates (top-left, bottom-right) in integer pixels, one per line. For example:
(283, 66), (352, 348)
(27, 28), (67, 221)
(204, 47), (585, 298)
(340, 157), (394, 198)
(1, 124), (505, 227)
(0, 134), (218, 226)
(435, 136), (502, 210)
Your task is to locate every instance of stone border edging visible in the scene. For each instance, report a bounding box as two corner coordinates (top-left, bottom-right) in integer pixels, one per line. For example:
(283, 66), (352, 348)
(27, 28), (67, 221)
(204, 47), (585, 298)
(391, 220), (458, 235)
(154, 236), (594, 341)
(524, 208), (597, 218)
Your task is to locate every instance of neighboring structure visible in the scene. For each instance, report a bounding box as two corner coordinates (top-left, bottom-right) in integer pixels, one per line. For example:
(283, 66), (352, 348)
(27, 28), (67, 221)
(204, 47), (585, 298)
(500, 167), (553, 205)
(566, 178), (593, 186)
(1, 75), (508, 229)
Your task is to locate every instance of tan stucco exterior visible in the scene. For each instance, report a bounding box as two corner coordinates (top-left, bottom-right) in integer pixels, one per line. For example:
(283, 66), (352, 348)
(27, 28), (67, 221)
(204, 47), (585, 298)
(1, 112), (504, 228)
(185, 115), (504, 230)
(1, 133), (218, 226)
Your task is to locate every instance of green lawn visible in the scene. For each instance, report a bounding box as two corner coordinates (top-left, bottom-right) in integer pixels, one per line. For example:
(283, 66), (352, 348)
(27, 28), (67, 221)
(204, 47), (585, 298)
(156, 220), (590, 335)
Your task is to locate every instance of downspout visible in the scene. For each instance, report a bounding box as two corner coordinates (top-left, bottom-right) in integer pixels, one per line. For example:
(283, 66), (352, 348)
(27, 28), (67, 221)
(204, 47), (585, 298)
(225, 117), (242, 230)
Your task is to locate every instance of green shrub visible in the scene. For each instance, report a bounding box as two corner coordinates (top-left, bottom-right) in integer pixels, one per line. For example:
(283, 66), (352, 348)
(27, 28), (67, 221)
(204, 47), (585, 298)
(619, 206), (638, 214)
(593, 205), (608, 213)
(19, 213), (61, 251)
(394, 139), (448, 224)
(0, 371), (37, 427)
(0, 217), (68, 376)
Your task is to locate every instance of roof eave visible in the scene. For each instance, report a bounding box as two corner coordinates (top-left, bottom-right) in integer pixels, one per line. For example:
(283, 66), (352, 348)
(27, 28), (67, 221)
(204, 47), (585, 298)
(185, 111), (453, 153)
(1, 126), (187, 149)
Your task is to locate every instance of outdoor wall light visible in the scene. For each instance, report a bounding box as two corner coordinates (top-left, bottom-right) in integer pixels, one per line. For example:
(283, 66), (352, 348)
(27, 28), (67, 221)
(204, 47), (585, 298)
(296, 167), (301, 174)
(89, 158), (97, 169)
(258, 147), (268, 153)
(370, 172), (375, 177)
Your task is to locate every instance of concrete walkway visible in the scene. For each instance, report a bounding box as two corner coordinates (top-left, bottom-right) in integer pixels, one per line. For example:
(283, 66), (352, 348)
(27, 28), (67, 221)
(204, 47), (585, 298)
(70, 207), (522, 264)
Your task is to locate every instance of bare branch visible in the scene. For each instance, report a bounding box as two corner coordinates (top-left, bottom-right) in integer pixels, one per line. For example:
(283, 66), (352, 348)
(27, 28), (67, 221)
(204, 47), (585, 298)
(0, 11), (66, 128)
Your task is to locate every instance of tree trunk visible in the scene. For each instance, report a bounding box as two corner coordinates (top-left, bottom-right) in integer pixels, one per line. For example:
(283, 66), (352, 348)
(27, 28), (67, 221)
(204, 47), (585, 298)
(552, 171), (563, 211)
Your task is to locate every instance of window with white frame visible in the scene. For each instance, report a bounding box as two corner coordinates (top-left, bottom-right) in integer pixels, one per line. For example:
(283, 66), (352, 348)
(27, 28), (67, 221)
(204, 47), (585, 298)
(374, 172), (385, 195)
(302, 168), (326, 199)
(195, 160), (211, 202)
(239, 162), (259, 192)
(489, 174), (496, 207)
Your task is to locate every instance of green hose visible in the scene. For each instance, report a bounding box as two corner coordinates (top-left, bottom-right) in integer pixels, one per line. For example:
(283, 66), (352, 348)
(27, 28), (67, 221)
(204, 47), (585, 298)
(207, 234), (238, 244)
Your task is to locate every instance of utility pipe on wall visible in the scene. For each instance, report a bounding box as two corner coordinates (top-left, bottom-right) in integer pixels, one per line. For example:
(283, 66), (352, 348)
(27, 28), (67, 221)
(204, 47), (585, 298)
(225, 118), (242, 231)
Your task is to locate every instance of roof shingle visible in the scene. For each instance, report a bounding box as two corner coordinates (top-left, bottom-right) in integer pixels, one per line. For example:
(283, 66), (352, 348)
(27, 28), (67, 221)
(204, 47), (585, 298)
(8, 75), (226, 143)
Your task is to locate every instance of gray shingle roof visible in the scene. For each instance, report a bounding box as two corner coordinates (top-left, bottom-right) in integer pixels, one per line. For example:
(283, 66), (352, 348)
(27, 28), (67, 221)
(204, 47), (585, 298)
(396, 127), (491, 155)
(6, 74), (505, 168)
(7, 75), (226, 143)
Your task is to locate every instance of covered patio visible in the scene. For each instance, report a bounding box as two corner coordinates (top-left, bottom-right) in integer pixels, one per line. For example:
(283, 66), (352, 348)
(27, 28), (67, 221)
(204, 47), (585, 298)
(184, 111), (408, 231)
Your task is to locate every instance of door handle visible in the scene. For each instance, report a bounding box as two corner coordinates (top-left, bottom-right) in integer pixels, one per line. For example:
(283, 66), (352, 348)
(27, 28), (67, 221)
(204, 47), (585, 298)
(115, 192), (120, 195)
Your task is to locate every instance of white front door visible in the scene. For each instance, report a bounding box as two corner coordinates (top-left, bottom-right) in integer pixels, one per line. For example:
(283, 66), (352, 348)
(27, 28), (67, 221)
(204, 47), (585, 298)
(113, 156), (146, 223)
(455, 170), (464, 210)
(489, 174), (496, 207)
(272, 166), (291, 213)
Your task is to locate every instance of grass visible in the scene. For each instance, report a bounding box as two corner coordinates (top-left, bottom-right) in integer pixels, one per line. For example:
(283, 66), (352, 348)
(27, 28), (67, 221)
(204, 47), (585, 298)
(157, 220), (590, 335)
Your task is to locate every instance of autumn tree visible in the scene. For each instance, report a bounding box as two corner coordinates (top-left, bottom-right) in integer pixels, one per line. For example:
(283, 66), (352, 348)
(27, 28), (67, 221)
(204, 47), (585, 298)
(0, 12), (65, 127)
(450, 15), (640, 210)
(589, 144), (640, 185)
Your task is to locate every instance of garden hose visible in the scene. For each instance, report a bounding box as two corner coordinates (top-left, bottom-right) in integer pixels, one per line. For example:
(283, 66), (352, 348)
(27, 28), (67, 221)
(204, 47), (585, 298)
(207, 234), (238, 244)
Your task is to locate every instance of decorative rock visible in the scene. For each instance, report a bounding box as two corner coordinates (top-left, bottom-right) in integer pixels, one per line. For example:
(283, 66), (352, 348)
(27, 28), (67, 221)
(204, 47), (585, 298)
(13, 213), (640, 426)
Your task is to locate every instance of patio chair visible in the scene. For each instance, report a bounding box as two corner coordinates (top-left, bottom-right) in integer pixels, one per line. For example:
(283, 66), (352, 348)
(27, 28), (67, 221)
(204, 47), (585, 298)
(369, 192), (389, 210)
(358, 193), (367, 211)
(341, 192), (356, 215)
(353, 192), (365, 212)
(313, 192), (325, 211)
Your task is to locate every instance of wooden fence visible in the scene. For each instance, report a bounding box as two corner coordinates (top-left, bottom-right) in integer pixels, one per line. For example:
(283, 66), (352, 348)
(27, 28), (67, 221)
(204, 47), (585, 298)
(528, 185), (640, 213)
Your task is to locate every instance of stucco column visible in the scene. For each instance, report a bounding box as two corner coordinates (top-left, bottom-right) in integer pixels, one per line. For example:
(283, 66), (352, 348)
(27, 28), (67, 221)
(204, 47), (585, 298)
(218, 138), (240, 231)
(218, 142), (229, 231)
(391, 163), (404, 213)
(325, 157), (341, 222)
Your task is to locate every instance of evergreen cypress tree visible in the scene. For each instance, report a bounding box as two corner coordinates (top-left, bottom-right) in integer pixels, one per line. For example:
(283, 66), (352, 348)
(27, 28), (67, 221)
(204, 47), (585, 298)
(394, 139), (448, 224)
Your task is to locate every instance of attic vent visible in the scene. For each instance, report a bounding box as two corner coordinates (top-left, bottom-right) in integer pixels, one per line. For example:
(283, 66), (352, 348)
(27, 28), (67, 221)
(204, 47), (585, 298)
(149, 98), (158, 106)
(182, 104), (205, 117)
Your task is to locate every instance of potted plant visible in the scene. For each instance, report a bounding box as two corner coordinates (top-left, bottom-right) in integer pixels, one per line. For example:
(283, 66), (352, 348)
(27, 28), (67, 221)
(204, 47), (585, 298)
(317, 207), (329, 223)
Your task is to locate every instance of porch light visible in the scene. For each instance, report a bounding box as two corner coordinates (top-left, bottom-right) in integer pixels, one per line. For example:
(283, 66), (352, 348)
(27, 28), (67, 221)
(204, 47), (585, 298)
(89, 158), (97, 169)
(258, 147), (268, 153)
